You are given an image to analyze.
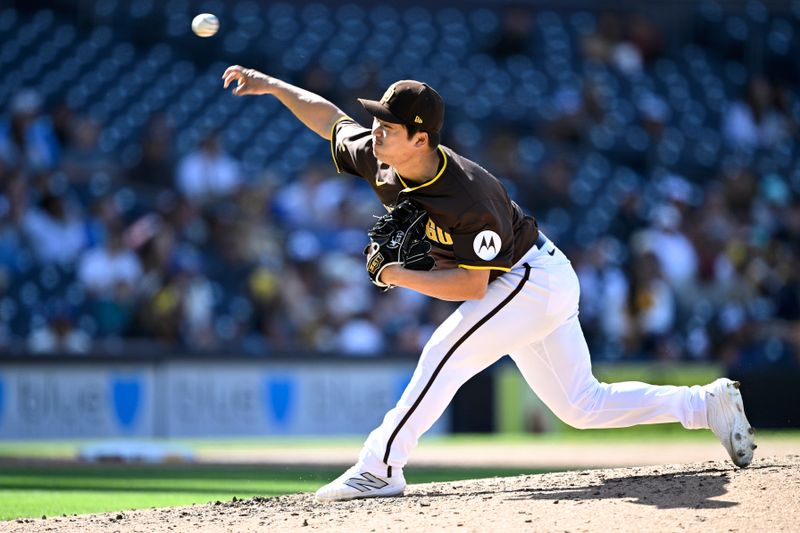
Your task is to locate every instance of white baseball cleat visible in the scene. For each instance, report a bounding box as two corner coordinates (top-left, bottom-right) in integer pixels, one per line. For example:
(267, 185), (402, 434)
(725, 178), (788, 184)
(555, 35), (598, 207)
(705, 378), (757, 468)
(315, 466), (406, 502)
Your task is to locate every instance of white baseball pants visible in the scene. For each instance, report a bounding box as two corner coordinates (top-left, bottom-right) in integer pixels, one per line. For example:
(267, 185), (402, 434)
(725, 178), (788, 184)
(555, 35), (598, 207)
(358, 234), (710, 474)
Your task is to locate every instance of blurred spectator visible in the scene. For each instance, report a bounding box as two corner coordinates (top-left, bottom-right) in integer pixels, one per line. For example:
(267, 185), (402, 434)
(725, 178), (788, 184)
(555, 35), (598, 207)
(0, 223), (20, 293)
(687, 184), (736, 296)
(129, 113), (176, 187)
(176, 132), (241, 203)
(165, 196), (209, 248)
(489, 8), (534, 57)
(581, 248), (679, 361)
(273, 166), (353, 229)
(527, 155), (574, 214)
(336, 314), (385, 355)
(139, 270), (183, 344)
(773, 253), (800, 360)
(202, 205), (257, 346)
(204, 203), (254, 285)
(574, 238), (628, 356)
(133, 212), (176, 284)
(320, 252), (381, 355)
(176, 249), (215, 349)
(77, 223), (143, 297)
(582, 13), (623, 65)
(0, 90), (60, 172)
(134, 242), (214, 347)
(273, 266), (323, 347)
(548, 81), (606, 145)
(608, 191), (647, 243)
(247, 264), (288, 348)
(50, 102), (76, 148)
(27, 301), (91, 354)
(622, 251), (677, 358)
(633, 204), (698, 294)
(582, 13), (643, 75)
(84, 194), (124, 249)
(78, 223), (143, 336)
(658, 174), (698, 215)
(21, 191), (87, 264)
(0, 181), (25, 292)
(722, 166), (758, 219)
(61, 116), (118, 183)
(236, 182), (284, 264)
(722, 77), (795, 149)
(638, 94), (670, 142)
(626, 13), (664, 65)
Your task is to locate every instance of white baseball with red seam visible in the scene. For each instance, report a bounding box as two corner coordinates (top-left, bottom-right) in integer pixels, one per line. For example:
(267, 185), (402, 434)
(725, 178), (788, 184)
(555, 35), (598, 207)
(191, 13), (219, 37)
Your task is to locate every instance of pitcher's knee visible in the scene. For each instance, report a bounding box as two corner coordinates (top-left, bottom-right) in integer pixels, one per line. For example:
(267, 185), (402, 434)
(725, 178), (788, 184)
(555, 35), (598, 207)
(554, 381), (605, 429)
(556, 406), (597, 429)
(560, 414), (598, 430)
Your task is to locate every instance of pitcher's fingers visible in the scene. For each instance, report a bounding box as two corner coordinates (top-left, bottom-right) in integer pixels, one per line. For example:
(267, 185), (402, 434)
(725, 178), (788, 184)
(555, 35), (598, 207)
(223, 72), (240, 89)
(222, 65), (242, 78)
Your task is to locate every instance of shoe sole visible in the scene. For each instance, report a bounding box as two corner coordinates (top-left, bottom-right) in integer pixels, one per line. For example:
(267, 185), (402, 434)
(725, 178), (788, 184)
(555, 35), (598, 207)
(315, 487), (405, 503)
(721, 381), (757, 468)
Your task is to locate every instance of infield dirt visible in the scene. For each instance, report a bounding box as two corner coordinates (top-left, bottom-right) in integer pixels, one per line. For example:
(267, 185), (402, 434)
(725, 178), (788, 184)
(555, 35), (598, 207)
(3, 454), (798, 533)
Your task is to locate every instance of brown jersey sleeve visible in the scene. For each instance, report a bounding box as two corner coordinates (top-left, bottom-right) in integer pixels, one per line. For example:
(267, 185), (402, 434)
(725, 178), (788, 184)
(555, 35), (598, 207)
(451, 200), (515, 273)
(330, 118), (376, 178)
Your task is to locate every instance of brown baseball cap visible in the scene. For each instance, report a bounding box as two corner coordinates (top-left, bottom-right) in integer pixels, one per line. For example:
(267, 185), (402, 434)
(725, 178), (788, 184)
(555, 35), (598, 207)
(358, 80), (445, 139)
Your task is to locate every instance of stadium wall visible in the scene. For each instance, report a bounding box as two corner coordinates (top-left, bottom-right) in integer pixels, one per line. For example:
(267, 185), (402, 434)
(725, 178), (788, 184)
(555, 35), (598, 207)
(495, 361), (800, 431)
(0, 356), (451, 439)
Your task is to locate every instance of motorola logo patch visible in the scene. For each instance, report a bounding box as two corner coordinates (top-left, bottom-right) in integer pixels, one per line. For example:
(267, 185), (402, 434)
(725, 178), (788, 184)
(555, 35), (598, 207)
(473, 230), (501, 261)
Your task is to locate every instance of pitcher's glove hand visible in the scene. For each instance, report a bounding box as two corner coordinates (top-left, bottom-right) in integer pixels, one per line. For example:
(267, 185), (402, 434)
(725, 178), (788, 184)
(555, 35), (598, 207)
(364, 199), (436, 290)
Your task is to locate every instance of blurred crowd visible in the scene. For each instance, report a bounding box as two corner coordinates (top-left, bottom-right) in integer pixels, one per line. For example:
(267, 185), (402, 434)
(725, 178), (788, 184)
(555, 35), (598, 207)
(0, 6), (798, 369)
(0, 89), (453, 357)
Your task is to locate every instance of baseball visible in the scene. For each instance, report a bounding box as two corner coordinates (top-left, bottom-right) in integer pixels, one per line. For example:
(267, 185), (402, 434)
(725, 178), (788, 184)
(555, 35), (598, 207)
(191, 13), (219, 38)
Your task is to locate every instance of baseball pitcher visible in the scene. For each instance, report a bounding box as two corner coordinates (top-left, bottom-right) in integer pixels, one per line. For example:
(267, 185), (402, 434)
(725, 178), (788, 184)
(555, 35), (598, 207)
(222, 66), (756, 502)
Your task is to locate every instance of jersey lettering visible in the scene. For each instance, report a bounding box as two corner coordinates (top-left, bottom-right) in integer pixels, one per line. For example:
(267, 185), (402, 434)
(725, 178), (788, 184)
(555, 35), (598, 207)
(425, 218), (453, 245)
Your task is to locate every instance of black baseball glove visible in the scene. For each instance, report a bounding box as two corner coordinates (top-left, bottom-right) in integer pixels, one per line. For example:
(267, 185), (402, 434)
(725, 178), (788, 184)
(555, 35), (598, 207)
(364, 198), (436, 290)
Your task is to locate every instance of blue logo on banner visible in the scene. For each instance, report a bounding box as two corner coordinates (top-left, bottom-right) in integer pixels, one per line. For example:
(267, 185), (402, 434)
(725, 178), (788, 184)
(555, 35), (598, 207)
(263, 376), (294, 427)
(111, 377), (141, 430)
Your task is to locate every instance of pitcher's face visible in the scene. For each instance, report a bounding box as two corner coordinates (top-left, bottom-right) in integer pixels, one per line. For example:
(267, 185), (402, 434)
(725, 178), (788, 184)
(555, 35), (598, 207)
(371, 118), (420, 167)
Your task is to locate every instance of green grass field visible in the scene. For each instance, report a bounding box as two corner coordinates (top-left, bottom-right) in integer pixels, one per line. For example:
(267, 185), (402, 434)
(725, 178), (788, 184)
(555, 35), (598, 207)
(0, 463), (549, 521)
(2, 430), (798, 521)
(0, 424), (748, 461)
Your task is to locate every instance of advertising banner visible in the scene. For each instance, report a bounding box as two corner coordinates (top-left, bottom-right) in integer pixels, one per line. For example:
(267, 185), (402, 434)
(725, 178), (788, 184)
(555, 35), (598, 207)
(162, 361), (430, 436)
(0, 359), (449, 438)
(0, 366), (155, 438)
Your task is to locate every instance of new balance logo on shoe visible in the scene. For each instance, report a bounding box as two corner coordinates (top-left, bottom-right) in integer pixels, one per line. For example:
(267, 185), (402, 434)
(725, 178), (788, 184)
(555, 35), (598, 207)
(344, 472), (389, 493)
(316, 466), (406, 501)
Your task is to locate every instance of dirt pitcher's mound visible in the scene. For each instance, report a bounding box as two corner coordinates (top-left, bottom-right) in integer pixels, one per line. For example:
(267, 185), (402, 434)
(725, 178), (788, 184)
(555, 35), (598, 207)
(4, 455), (799, 533)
